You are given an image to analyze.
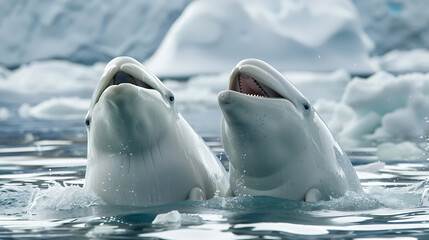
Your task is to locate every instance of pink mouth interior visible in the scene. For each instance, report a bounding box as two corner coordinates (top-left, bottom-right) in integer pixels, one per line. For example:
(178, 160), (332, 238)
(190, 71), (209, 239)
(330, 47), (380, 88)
(109, 71), (153, 89)
(239, 74), (267, 97)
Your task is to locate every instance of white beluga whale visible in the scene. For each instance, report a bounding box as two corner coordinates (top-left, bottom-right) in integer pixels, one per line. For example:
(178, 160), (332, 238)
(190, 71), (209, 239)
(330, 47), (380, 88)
(84, 56), (230, 206)
(218, 59), (362, 202)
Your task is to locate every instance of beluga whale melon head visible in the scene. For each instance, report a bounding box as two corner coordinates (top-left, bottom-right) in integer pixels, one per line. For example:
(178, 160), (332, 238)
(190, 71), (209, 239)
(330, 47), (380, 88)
(218, 58), (362, 202)
(85, 56), (230, 206)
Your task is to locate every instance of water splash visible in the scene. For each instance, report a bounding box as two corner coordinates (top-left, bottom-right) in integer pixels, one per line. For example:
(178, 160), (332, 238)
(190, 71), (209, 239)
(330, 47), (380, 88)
(27, 182), (105, 213)
(365, 180), (428, 209)
(0, 185), (38, 216)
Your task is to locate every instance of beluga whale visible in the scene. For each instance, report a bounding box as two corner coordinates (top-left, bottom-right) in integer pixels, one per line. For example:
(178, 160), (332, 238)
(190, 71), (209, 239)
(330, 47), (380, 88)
(84, 56), (230, 206)
(218, 59), (362, 202)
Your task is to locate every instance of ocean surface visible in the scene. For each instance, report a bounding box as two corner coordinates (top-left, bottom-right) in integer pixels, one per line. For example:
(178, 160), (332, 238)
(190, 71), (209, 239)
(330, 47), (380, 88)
(1, 110), (429, 239)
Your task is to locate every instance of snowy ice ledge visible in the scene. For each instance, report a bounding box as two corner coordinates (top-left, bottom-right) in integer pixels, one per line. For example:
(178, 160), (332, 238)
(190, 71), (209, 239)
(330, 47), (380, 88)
(145, 0), (377, 78)
(315, 71), (429, 147)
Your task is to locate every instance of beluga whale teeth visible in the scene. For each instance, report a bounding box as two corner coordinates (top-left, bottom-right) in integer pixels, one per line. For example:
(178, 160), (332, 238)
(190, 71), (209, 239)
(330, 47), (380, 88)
(237, 73), (268, 98)
(84, 56), (230, 206)
(218, 58), (362, 202)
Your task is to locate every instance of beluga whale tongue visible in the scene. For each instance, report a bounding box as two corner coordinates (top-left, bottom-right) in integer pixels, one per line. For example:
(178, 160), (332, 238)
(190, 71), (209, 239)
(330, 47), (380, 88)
(85, 56), (230, 206)
(218, 58), (362, 202)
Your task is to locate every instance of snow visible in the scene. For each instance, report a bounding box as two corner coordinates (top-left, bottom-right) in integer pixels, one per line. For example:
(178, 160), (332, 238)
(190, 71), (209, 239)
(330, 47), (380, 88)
(145, 0), (376, 77)
(377, 49), (429, 73)
(315, 72), (429, 146)
(353, 0), (429, 54)
(0, 0), (191, 67)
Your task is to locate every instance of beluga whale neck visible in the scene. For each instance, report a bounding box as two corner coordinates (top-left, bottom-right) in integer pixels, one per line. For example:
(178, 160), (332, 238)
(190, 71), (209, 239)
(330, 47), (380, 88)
(218, 58), (362, 202)
(85, 56), (230, 206)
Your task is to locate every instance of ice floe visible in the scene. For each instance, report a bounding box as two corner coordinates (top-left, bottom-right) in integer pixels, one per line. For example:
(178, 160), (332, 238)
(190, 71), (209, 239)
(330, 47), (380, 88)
(377, 49), (429, 73)
(152, 210), (182, 225)
(0, 60), (102, 104)
(152, 210), (204, 226)
(146, 0), (376, 77)
(19, 97), (90, 120)
(315, 71), (429, 146)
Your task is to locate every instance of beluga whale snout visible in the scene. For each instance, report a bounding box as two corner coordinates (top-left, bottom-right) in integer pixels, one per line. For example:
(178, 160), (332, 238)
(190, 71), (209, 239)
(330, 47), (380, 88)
(218, 58), (362, 202)
(85, 56), (230, 206)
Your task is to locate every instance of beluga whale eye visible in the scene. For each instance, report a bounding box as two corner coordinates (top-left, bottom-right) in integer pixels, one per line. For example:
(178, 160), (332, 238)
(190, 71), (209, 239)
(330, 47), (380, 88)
(303, 103), (310, 110)
(166, 91), (175, 103)
(85, 118), (90, 127)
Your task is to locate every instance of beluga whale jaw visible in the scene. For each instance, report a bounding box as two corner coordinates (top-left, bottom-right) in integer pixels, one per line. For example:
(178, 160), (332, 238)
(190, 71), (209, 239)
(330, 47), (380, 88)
(218, 58), (362, 202)
(85, 56), (230, 206)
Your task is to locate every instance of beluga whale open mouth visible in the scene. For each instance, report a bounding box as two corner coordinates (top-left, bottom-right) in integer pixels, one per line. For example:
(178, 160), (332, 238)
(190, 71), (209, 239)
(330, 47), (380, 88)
(223, 58), (311, 113)
(218, 58), (362, 202)
(85, 56), (230, 206)
(231, 69), (281, 99)
(88, 57), (174, 113)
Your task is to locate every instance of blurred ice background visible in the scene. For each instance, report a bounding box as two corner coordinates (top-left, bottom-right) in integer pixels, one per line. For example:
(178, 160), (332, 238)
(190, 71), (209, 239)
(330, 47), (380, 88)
(0, 0), (428, 152)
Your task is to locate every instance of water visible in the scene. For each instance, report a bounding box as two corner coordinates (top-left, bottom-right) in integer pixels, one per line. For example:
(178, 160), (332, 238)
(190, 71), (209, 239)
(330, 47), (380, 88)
(1, 115), (429, 239)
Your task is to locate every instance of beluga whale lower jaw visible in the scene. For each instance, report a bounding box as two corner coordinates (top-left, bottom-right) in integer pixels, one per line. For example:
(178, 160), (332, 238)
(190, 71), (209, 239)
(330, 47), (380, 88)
(84, 56), (230, 206)
(218, 58), (362, 202)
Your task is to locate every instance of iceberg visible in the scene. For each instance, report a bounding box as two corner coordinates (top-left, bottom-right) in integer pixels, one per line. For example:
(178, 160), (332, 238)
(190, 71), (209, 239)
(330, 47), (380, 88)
(146, 0), (377, 77)
(2, 0), (428, 71)
(0, 0), (191, 67)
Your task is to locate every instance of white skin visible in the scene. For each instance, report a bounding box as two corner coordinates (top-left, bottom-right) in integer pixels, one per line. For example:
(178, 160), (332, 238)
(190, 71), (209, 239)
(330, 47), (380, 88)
(85, 56), (230, 206)
(218, 59), (362, 202)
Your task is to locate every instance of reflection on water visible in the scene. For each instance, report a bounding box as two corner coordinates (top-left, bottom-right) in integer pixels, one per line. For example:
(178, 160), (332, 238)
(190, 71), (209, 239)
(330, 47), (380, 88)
(1, 118), (429, 239)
